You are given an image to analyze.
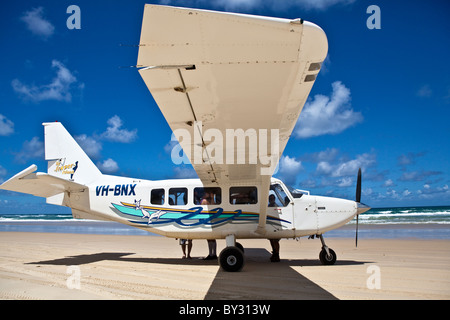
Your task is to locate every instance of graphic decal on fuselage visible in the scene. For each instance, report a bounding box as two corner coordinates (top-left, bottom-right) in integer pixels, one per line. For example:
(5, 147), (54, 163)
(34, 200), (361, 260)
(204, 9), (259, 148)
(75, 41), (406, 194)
(111, 200), (290, 228)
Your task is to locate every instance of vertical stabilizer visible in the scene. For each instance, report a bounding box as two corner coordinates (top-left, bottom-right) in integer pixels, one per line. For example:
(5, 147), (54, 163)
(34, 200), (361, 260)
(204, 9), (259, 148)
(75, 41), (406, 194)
(43, 122), (102, 184)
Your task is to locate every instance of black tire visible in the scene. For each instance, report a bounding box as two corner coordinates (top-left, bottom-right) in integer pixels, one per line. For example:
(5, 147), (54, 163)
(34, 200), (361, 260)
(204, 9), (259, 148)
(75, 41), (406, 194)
(235, 242), (244, 253)
(319, 248), (337, 265)
(219, 246), (245, 272)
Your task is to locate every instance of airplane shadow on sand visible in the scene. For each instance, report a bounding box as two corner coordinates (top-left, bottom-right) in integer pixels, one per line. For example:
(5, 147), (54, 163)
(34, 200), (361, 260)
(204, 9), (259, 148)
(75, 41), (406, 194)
(28, 248), (370, 300)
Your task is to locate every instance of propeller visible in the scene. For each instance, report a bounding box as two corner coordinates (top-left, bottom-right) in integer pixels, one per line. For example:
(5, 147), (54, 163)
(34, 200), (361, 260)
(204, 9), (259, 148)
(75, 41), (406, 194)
(355, 168), (361, 247)
(355, 168), (371, 247)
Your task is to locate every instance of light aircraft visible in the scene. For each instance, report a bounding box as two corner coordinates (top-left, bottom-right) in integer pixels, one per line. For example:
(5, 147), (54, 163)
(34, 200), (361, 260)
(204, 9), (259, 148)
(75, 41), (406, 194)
(0, 5), (370, 272)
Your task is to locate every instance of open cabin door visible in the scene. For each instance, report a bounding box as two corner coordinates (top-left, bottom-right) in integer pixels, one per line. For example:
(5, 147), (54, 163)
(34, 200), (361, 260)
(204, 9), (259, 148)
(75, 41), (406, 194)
(267, 183), (294, 231)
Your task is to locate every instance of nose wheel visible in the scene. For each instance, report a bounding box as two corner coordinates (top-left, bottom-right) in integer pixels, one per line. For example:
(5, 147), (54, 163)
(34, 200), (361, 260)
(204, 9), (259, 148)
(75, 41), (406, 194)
(318, 235), (337, 265)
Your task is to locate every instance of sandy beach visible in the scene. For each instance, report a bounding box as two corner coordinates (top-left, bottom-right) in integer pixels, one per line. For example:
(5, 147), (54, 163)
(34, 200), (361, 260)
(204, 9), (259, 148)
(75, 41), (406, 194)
(1, 231), (449, 300)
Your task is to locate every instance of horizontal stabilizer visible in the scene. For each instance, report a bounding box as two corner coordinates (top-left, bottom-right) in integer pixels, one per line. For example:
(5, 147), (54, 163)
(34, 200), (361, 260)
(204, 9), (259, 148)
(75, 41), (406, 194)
(0, 164), (87, 198)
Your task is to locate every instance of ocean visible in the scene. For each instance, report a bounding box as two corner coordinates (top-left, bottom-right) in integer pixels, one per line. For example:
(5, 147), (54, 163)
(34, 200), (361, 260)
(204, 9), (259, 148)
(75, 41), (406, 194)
(350, 206), (450, 225)
(0, 206), (449, 239)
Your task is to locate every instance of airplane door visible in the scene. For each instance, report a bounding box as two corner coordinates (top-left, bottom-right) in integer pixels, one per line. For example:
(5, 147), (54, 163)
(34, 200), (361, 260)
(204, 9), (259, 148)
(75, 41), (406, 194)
(269, 183), (294, 231)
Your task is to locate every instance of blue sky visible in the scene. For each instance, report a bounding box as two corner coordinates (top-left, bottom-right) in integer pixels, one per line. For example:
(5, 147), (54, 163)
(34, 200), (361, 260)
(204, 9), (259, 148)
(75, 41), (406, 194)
(0, 0), (449, 213)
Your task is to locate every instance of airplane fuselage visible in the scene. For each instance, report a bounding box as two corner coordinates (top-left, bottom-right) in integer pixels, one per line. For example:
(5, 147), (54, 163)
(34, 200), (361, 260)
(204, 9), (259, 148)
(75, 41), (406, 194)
(67, 175), (358, 240)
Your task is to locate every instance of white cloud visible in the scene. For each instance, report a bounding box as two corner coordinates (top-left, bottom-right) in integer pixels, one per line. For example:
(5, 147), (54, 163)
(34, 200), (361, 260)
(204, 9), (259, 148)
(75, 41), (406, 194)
(333, 153), (375, 177)
(12, 60), (78, 103)
(378, 183), (450, 203)
(316, 152), (376, 178)
(207, 0), (261, 10)
(101, 115), (138, 143)
(173, 166), (198, 179)
(302, 148), (339, 163)
(159, 0), (354, 11)
(402, 189), (412, 197)
(276, 155), (303, 185)
(294, 81), (363, 138)
(280, 155), (302, 174)
(386, 189), (400, 200)
(383, 179), (395, 187)
(417, 184), (450, 200)
(316, 161), (333, 175)
(399, 170), (441, 182)
(14, 137), (44, 163)
(320, 55), (331, 74)
(397, 152), (426, 167)
(75, 116), (137, 158)
(337, 177), (353, 187)
(297, 81), (361, 137)
(0, 114), (14, 136)
(0, 165), (7, 183)
(416, 84), (432, 98)
(73, 116), (137, 166)
(20, 7), (55, 39)
(293, 0), (355, 10)
(97, 158), (119, 174)
(74, 134), (103, 159)
(298, 149), (378, 191)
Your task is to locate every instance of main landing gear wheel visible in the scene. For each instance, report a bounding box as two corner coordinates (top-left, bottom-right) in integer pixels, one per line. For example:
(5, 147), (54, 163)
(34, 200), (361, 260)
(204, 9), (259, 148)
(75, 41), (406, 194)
(235, 242), (244, 253)
(219, 246), (244, 272)
(319, 248), (337, 265)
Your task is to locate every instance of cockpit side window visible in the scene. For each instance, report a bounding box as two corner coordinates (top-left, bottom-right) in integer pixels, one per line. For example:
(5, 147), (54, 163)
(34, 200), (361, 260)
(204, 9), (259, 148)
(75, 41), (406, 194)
(269, 184), (290, 207)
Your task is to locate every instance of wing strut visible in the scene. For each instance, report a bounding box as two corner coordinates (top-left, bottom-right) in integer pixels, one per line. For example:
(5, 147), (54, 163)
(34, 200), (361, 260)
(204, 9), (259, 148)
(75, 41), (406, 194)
(175, 68), (218, 183)
(255, 178), (270, 235)
(176, 68), (197, 122)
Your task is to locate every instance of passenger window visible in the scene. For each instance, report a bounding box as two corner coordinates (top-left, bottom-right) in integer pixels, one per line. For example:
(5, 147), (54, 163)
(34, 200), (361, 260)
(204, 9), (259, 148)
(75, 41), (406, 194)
(269, 184), (290, 207)
(169, 188), (188, 206)
(150, 188), (165, 205)
(229, 186), (257, 205)
(194, 187), (221, 205)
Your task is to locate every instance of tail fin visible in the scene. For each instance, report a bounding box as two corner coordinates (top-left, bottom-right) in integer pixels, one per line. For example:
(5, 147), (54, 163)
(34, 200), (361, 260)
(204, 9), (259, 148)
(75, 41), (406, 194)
(44, 122), (102, 184)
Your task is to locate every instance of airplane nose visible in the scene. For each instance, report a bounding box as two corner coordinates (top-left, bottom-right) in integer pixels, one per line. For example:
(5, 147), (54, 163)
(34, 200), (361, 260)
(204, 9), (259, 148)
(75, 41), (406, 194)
(357, 202), (371, 215)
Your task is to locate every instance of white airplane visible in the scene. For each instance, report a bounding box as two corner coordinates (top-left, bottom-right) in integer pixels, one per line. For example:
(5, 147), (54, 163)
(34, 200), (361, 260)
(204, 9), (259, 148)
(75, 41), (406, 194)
(0, 5), (370, 272)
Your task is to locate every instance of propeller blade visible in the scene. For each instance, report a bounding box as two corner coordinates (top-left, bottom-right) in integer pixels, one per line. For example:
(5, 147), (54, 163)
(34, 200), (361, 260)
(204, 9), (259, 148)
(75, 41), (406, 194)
(356, 168), (362, 203)
(355, 168), (361, 247)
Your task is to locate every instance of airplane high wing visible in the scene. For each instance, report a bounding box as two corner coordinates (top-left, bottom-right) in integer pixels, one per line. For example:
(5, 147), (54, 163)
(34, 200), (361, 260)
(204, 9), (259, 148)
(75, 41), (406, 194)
(138, 5), (327, 231)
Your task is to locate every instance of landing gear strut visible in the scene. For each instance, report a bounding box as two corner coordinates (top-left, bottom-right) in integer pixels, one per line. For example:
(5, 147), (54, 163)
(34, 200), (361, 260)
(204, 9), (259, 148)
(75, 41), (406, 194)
(318, 234), (337, 265)
(219, 234), (245, 272)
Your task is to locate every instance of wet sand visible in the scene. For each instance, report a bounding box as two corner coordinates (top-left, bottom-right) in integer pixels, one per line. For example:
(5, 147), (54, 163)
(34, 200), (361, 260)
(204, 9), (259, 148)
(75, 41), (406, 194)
(0, 231), (449, 300)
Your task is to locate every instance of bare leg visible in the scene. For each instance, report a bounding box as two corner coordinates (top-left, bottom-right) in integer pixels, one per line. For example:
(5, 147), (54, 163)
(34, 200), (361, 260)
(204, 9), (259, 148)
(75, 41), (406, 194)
(187, 240), (192, 259)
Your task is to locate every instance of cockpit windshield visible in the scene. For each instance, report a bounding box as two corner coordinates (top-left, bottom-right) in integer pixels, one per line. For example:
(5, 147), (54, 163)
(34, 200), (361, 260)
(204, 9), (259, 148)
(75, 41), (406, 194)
(286, 185), (309, 198)
(268, 182), (310, 207)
